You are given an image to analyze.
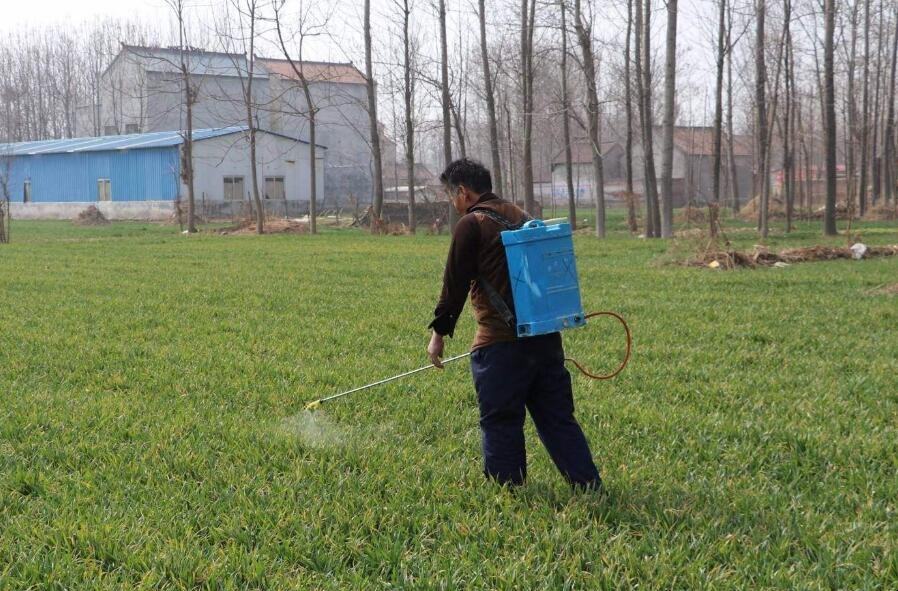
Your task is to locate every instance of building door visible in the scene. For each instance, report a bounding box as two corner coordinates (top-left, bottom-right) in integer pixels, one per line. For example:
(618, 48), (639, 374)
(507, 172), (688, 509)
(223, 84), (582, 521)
(23, 180), (31, 203)
(97, 179), (111, 202)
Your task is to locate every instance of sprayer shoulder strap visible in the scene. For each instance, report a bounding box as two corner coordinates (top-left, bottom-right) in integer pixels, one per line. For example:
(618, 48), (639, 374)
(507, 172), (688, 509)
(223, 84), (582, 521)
(468, 207), (530, 231)
(469, 206), (532, 329)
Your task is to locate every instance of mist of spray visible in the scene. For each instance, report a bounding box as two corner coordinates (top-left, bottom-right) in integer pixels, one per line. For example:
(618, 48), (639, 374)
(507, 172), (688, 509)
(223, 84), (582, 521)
(280, 410), (345, 448)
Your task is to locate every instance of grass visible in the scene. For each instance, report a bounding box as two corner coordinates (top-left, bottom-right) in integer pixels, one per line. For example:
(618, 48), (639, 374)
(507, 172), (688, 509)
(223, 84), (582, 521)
(1, 211), (897, 589)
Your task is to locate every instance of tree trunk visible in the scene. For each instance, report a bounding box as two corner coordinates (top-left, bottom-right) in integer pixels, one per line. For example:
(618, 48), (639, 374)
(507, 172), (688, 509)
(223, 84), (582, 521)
(303, 87), (317, 235)
(727, 0), (740, 212)
(871, 0), (884, 207)
(365, 0), (385, 228)
(505, 93), (517, 203)
(403, 0), (416, 233)
(521, 0), (537, 216)
(641, 0), (661, 237)
(823, 0), (838, 235)
(783, 0), (794, 232)
(574, 0), (606, 237)
(560, 0), (577, 230)
(479, 0), (503, 194)
(244, 8), (263, 235)
(659, 0), (678, 238)
(624, 0), (638, 233)
(756, 0), (770, 238)
(859, 0), (872, 215)
(439, 0), (457, 230)
(883, 3), (898, 205)
(185, 94), (197, 233)
(272, 4), (317, 233)
(712, 0), (726, 208)
(174, 0), (197, 234)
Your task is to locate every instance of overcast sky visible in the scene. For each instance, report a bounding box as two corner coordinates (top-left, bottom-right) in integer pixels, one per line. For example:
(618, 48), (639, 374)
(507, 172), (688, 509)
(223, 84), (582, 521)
(1, 0), (725, 124)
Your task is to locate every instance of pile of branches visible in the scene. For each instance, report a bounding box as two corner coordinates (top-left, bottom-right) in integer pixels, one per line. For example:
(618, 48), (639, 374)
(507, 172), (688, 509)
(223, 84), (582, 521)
(688, 244), (898, 269)
(865, 204), (898, 221)
(74, 205), (109, 225)
(218, 218), (309, 235)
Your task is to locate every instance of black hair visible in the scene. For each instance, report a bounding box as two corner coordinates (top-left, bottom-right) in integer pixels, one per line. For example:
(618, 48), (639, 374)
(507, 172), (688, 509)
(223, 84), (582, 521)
(439, 158), (493, 194)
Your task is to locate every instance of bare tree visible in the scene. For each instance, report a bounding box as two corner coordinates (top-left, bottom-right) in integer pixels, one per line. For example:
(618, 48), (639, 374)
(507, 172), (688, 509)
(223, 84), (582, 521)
(823, 0), (838, 234)
(871, 0), (885, 207)
(624, 0), (639, 233)
(756, 0), (771, 237)
(520, 0), (537, 216)
(859, 0), (873, 214)
(400, 0), (416, 232)
(219, 0), (264, 233)
(659, 0), (678, 238)
(712, 0), (727, 206)
(439, 0), (457, 230)
(641, 0), (661, 237)
(559, 0), (577, 230)
(478, 0), (504, 194)
(726, 0), (741, 213)
(573, 0), (606, 237)
(364, 0), (386, 227)
(782, 0), (797, 231)
(163, 0), (199, 233)
(883, 3), (898, 205)
(272, 0), (333, 235)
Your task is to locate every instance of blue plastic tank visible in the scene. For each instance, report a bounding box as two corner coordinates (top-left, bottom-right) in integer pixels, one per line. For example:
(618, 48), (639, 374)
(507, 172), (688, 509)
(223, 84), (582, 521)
(500, 219), (586, 337)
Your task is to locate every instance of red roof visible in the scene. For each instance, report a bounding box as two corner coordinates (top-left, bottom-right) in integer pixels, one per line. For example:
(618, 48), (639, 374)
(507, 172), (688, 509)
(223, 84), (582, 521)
(259, 59), (367, 85)
(669, 126), (753, 156)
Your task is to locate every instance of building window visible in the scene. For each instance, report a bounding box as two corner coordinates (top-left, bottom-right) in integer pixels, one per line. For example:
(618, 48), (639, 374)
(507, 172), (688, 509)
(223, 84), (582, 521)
(125, 123), (140, 134)
(223, 176), (245, 201)
(264, 176), (285, 200)
(23, 180), (31, 203)
(97, 179), (111, 202)
(103, 125), (118, 136)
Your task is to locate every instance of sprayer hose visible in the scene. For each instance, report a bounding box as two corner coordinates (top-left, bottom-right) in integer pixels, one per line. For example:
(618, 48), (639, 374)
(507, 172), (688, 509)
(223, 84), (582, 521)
(564, 311), (632, 380)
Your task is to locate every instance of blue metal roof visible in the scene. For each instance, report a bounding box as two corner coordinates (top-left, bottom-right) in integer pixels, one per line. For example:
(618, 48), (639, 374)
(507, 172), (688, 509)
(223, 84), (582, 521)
(0, 126), (252, 156)
(1, 126), (324, 156)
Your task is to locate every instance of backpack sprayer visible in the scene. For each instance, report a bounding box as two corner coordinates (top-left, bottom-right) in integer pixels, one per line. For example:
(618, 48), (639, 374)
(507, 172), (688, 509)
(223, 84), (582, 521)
(304, 216), (631, 412)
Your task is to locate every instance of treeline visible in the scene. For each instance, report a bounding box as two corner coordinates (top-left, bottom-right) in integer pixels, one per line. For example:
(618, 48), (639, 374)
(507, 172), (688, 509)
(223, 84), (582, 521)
(0, 21), (158, 142)
(1, 0), (897, 238)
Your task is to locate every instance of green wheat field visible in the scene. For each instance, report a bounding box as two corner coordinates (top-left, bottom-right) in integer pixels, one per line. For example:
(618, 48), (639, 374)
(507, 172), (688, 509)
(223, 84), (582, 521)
(2, 212), (897, 589)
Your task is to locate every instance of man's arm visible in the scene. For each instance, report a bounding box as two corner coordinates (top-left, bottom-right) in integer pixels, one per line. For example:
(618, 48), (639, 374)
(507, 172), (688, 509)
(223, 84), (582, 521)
(427, 215), (480, 365)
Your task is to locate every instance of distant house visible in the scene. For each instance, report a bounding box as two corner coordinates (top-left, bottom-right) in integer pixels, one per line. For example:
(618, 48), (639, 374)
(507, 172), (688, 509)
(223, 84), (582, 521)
(383, 162), (441, 203)
(632, 127), (755, 206)
(551, 128), (754, 207)
(1, 126), (324, 220)
(550, 141), (622, 206)
(75, 44), (372, 203)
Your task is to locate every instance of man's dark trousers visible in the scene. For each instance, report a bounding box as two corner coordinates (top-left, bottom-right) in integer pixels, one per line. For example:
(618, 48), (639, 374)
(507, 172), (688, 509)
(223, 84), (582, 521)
(470, 332), (601, 488)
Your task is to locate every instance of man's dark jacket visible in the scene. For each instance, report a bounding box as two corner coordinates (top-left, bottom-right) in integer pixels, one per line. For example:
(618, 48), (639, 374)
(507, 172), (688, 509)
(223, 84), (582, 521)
(429, 193), (529, 350)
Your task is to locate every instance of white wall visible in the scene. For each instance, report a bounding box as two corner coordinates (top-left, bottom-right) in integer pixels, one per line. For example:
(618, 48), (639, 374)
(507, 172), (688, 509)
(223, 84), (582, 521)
(187, 131), (324, 203)
(11, 201), (175, 221)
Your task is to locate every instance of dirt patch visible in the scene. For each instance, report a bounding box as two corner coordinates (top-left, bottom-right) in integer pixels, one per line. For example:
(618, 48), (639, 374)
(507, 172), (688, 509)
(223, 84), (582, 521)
(687, 244), (898, 269)
(73, 205), (109, 226)
(218, 218), (309, 235)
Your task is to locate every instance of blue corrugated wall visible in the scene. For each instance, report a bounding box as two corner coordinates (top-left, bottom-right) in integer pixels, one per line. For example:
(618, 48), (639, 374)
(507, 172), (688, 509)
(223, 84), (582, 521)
(6, 147), (181, 202)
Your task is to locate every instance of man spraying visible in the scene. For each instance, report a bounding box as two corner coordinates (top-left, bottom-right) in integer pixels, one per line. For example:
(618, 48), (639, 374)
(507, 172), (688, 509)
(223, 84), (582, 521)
(427, 158), (602, 490)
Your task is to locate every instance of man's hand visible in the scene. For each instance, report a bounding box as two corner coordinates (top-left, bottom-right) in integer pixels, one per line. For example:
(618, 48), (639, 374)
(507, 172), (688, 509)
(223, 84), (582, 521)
(427, 331), (445, 368)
